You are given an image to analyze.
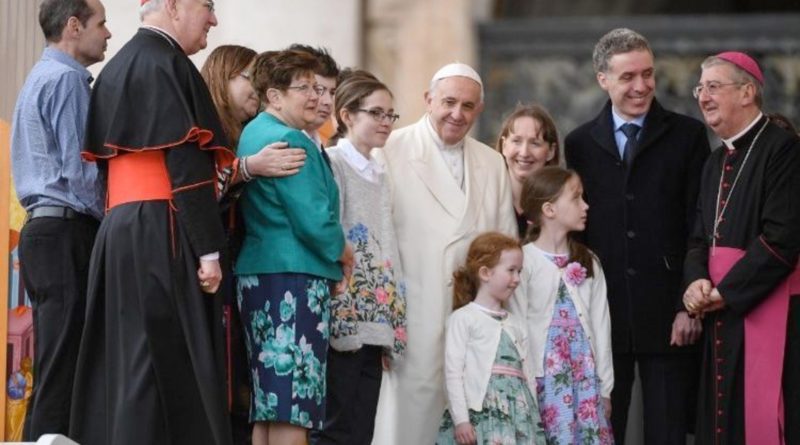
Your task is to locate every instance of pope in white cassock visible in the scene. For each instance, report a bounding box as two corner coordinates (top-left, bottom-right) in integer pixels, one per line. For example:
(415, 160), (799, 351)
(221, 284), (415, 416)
(372, 63), (517, 444)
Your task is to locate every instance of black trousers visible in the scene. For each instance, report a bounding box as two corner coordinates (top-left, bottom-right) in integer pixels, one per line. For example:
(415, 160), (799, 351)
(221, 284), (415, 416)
(611, 352), (699, 445)
(19, 215), (98, 440)
(309, 345), (383, 445)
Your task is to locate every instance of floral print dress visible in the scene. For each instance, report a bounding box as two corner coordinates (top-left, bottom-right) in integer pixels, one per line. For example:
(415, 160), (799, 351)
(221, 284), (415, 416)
(237, 273), (331, 428)
(437, 329), (546, 445)
(537, 253), (613, 444)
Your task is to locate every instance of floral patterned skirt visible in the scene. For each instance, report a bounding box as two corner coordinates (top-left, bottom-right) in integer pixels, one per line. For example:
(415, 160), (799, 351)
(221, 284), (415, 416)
(436, 332), (546, 445)
(537, 281), (613, 444)
(237, 272), (331, 428)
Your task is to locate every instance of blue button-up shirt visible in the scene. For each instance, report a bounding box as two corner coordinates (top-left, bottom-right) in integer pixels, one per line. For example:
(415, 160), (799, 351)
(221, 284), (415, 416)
(11, 47), (104, 220)
(611, 108), (646, 159)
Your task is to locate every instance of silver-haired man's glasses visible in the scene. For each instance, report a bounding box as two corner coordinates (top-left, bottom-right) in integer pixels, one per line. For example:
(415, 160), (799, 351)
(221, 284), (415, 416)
(692, 81), (743, 99)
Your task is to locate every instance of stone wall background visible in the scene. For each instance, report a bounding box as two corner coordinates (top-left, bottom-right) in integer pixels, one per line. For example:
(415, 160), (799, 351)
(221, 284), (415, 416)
(477, 14), (800, 148)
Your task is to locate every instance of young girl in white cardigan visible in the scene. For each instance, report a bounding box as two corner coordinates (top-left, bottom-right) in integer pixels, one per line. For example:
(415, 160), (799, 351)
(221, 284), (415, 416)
(436, 232), (545, 445)
(509, 166), (614, 444)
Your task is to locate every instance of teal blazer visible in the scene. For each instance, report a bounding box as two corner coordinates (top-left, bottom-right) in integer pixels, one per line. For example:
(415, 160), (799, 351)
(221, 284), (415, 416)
(236, 112), (344, 281)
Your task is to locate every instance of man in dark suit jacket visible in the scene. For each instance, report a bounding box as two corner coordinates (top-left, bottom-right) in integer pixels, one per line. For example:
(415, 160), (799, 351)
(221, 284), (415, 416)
(565, 28), (710, 445)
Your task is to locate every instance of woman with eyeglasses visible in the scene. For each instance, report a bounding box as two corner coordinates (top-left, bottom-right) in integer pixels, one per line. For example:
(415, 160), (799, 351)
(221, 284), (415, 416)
(235, 49), (347, 445)
(310, 69), (407, 445)
(202, 45), (260, 148)
(201, 46), (307, 187)
(200, 45), (312, 445)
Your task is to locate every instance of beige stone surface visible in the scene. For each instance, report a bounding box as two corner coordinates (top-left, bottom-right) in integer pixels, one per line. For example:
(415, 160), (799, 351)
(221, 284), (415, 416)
(365, 0), (483, 126)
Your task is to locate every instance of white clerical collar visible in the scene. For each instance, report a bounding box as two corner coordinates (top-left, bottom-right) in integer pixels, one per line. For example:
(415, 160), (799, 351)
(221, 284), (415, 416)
(336, 138), (382, 182)
(722, 112), (764, 150)
(424, 114), (465, 152)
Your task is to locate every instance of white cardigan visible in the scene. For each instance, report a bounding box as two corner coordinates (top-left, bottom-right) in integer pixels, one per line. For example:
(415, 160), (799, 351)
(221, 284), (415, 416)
(508, 243), (614, 398)
(443, 303), (535, 425)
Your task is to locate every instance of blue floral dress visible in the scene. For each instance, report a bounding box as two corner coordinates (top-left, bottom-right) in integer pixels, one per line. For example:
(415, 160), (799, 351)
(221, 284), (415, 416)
(237, 273), (330, 428)
(537, 253), (614, 444)
(436, 329), (546, 445)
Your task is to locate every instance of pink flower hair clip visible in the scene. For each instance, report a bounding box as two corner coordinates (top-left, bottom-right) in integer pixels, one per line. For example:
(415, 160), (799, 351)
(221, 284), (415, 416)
(564, 262), (588, 286)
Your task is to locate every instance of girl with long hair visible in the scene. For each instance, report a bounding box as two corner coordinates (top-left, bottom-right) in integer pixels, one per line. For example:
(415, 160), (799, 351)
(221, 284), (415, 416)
(510, 166), (614, 443)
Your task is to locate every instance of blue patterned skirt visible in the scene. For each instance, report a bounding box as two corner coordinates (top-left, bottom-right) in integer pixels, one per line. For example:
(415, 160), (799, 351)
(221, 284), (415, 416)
(537, 280), (613, 444)
(237, 272), (331, 428)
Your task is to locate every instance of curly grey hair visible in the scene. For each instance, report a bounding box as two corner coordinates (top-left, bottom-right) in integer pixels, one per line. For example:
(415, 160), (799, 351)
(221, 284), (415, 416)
(592, 28), (652, 73)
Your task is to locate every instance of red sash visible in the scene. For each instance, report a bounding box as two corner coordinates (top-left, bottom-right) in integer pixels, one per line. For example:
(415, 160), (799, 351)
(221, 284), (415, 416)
(107, 150), (172, 209)
(709, 247), (800, 444)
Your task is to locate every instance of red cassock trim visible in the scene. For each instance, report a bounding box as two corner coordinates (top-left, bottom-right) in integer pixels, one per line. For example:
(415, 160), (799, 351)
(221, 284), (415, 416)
(84, 126), (236, 203)
(82, 126), (235, 170)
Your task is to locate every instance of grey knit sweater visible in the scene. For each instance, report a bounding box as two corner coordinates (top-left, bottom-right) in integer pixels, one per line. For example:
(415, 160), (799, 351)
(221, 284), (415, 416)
(327, 142), (407, 357)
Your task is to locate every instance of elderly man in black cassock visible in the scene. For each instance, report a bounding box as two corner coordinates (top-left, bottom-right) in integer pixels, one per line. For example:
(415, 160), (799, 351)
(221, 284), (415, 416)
(68, 0), (235, 444)
(683, 51), (800, 445)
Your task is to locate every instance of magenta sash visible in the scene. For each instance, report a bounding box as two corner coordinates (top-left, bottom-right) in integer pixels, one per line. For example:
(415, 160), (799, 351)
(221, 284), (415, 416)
(709, 247), (800, 445)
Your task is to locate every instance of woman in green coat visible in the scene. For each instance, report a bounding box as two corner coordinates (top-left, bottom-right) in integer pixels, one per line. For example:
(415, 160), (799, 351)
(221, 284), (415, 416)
(236, 49), (346, 445)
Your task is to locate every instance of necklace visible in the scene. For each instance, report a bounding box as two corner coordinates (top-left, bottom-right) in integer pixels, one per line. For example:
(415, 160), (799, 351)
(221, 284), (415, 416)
(711, 119), (769, 253)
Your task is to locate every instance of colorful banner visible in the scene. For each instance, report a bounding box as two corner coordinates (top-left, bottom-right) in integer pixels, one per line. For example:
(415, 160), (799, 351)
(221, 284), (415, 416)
(2, 117), (33, 441)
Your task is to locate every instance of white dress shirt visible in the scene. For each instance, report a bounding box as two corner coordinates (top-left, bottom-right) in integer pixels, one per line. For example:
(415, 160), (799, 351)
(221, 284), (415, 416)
(332, 138), (383, 184)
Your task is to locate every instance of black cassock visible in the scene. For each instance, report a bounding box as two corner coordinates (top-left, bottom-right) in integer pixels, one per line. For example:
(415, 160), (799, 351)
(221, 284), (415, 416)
(684, 115), (800, 445)
(69, 28), (234, 445)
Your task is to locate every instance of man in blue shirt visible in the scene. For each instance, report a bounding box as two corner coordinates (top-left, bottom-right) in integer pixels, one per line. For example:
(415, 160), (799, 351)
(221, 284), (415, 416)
(564, 28), (709, 444)
(10, 0), (110, 439)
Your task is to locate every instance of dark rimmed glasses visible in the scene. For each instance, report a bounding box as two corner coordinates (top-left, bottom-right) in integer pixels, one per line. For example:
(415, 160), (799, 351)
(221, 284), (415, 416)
(357, 108), (400, 123)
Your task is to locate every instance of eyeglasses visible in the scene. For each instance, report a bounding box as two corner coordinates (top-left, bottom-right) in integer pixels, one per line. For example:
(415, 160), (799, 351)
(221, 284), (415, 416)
(692, 81), (743, 99)
(357, 108), (400, 123)
(287, 84), (326, 97)
(201, 0), (215, 13)
(314, 85), (334, 97)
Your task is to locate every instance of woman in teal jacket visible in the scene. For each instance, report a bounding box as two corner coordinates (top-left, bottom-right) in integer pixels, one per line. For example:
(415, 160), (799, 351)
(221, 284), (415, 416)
(236, 49), (345, 445)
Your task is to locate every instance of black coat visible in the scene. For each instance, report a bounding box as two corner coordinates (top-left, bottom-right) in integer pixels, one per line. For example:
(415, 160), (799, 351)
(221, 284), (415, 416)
(565, 99), (710, 354)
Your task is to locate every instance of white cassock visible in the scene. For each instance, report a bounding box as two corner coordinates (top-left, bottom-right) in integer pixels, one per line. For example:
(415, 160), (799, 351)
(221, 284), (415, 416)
(372, 116), (517, 444)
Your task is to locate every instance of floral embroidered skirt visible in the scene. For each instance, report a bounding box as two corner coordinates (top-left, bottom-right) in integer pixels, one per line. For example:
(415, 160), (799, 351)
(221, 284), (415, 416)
(237, 272), (331, 428)
(436, 332), (546, 445)
(537, 280), (613, 444)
